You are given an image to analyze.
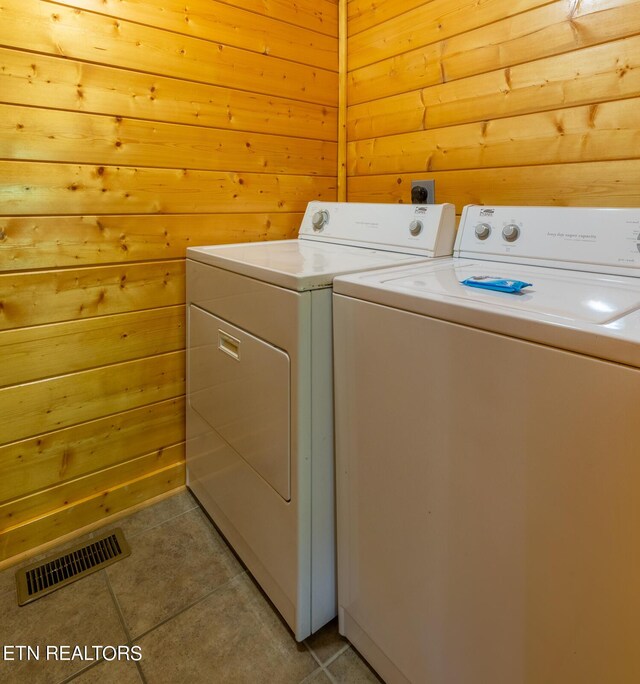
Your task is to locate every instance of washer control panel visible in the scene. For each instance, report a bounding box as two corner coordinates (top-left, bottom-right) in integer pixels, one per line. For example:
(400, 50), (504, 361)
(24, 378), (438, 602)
(457, 205), (640, 275)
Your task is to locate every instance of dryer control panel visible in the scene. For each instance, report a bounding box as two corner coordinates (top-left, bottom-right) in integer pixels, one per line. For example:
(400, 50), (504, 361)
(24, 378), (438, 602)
(299, 201), (456, 257)
(456, 205), (640, 277)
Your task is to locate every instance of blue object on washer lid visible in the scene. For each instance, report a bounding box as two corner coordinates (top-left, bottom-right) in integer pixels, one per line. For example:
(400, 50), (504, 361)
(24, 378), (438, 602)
(461, 276), (532, 293)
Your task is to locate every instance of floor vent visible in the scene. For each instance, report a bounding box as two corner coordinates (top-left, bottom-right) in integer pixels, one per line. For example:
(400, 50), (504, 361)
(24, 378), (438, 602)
(15, 528), (130, 606)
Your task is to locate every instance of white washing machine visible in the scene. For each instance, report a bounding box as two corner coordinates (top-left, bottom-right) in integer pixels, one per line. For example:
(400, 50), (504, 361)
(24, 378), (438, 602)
(333, 205), (640, 683)
(186, 201), (455, 640)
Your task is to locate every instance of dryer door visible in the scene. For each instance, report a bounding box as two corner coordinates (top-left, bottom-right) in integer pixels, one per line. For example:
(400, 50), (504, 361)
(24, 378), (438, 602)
(189, 305), (291, 501)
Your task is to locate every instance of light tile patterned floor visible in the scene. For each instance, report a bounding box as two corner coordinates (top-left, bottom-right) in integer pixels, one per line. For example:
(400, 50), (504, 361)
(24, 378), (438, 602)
(0, 490), (383, 683)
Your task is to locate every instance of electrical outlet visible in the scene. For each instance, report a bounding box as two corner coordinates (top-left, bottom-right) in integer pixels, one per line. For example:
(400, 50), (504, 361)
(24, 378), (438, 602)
(411, 180), (435, 204)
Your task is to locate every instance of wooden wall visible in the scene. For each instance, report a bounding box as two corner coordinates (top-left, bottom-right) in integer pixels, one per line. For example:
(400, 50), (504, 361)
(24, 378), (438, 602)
(0, 0), (338, 561)
(346, 0), (640, 208)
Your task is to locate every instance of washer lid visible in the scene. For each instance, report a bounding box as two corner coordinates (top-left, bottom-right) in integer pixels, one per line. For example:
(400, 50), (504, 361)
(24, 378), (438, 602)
(334, 259), (640, 367)
(383, 261), (640, 325)
(187, 239), (429, 291)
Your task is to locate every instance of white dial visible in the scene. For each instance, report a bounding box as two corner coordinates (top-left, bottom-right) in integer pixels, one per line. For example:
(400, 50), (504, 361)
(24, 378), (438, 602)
(475, 223), (491, 240)
(502, 224), (520, 242)
(409, 220), (423, 236)
(311, 210), (329, 231)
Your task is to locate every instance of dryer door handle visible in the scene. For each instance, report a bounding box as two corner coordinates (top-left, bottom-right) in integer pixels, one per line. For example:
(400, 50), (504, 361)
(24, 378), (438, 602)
(218, 329), (241, 361)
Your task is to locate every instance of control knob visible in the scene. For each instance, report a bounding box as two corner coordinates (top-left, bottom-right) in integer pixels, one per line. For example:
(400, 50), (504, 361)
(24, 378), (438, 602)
(409, 220), (423, 236)
(502, 224), (520, 242)
(475, 223), (491, 240)
(311, 210), (329, 231)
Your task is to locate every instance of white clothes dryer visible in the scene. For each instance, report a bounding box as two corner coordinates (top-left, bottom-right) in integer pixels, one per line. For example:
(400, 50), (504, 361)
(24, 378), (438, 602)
(186, 201), (455, 640)
(333, 205), (640, 683)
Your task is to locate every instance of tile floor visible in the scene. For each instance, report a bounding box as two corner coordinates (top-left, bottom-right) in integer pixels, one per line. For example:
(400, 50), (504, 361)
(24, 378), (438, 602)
(0, 490), (383, 684)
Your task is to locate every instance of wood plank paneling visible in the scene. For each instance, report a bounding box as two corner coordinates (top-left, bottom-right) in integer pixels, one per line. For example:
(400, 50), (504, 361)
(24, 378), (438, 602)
(0, 48), (337, 141)
(348, 0), (431, 36)
(347, 34), (640, 139)
(338, 0), (348, 200)
(0, 0), (337, 105)
(0, 162), (336, 216)
(347, 91), (426, 141)
(0, 351), (185, 446)
(0, 443), (184, 529)
(216, 0), (339, 36)
(424, 34), (640, 129)
(2, 104), (336, 175)
(348, 97), (640, 175)
(346, 0), (640, 213)
(0, 261), (185, 329)
(0, 398), (185, 503)
(348, 0), (640, 104)
(0, 306), (185, 387)
(1, 0), (337, 561)
(348, 0), (553, 71)
(349, 43), (442, 105)
(55, 0), (338, 69)
(0, 213), (301, 271)
(442, 0), (640, 82)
